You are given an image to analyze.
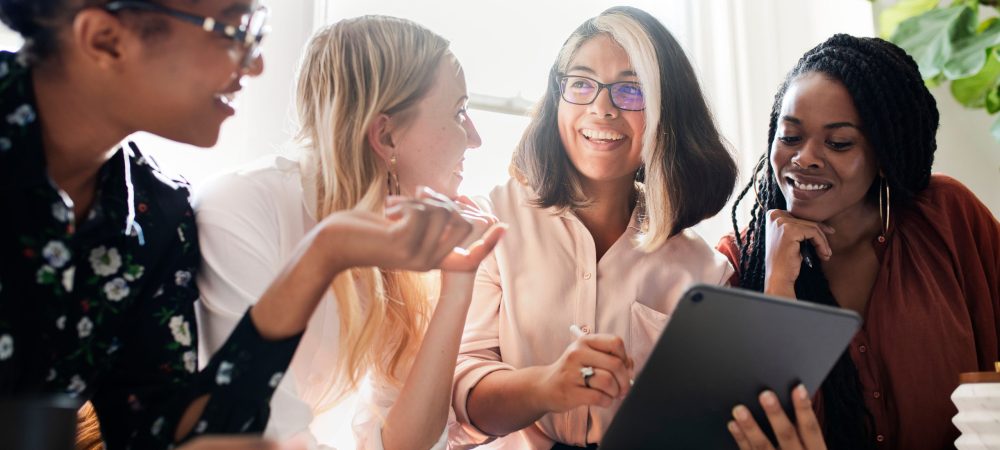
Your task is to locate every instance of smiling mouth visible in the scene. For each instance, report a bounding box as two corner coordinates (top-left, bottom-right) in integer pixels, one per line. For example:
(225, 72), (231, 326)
(787, 177), (832, 191)
(581, 128), (625, 142)
(215, 92), (237, 107)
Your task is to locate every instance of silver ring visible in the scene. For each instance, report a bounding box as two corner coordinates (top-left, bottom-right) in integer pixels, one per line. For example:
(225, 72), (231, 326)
(580, 366), (595, 388)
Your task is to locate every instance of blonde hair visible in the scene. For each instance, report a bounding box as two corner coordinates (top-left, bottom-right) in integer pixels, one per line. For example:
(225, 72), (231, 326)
(294, 15), (449, 405)
(512, 7), (735, 251)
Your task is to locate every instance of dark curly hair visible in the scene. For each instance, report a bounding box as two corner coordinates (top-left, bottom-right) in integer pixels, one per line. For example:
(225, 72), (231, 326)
(730, 34), (939, 449)
(0, 0), (164, 62)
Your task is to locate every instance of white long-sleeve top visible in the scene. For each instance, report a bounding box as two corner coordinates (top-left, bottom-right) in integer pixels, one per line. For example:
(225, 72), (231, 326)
(193, 154), (447, 450)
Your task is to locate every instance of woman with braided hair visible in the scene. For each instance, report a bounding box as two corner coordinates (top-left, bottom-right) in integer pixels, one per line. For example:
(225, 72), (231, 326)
(719, 34), (1000, 450)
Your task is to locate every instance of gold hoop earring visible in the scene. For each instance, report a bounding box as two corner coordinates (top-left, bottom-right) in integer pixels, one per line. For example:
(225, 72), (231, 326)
(387, 154), (400, 196)
(878, 176), (891, 243)
(750, 156), (767, 210)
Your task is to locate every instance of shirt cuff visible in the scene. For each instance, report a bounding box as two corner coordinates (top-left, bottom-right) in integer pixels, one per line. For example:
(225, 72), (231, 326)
(452, 356), (516, 442)
(190, 308), (302, 435)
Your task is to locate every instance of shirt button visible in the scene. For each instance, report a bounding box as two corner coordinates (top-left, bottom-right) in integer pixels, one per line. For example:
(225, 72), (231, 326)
(581, 325), (591, 334)
(876, 434), (885, 442)
(583, 272), (592, 280)
(873, 391), (881, 399)
(859, 345), (867, 353)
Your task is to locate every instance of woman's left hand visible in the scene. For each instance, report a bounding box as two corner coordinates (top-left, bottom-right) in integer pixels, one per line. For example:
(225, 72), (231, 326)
(728, 385), (827, 450)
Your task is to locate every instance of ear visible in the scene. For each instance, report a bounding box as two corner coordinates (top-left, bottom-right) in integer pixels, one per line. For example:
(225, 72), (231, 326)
(367, 114), (397, 161)
(70, 9), (133, 70)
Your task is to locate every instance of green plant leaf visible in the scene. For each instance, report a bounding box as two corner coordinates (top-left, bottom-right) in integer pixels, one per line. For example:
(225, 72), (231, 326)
(987, 85), (1000, 113)
(944, 20), (1000, 79)
(977, 17), (998, 33)
(992, 113), (1000, 142)
(951, 50), (1000, 107)
(879, 0), (941, 39)
(892, 5), (978, 79)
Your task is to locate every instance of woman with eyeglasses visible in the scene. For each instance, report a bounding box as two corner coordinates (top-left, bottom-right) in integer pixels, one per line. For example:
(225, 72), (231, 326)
(450, 7), (737, 449)
(0, 1), (476, 449)
(194, 15), (504, 450)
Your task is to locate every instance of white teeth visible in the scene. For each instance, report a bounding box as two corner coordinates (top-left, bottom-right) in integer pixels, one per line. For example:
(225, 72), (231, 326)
(581, 129), (624, 141)
(215, 92), (236, 106)
(791, 179), (832, 191)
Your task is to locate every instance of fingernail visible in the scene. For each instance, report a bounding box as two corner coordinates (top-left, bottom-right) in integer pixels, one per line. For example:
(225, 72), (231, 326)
(733, 405), (749, 421)
(760, 391), (777, 406)
(795, 384), (809, 401)
(727, 421), (738, 433)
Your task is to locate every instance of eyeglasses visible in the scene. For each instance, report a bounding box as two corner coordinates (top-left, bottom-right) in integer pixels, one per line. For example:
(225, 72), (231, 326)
(558, 75), (645, 111)
(103, 1), (269, 69)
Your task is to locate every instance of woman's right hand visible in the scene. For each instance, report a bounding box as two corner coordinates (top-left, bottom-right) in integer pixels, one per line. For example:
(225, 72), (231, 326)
(536, 333), (634, 412)
(316, 187), (475, 273)
(763, 209), (835, 297)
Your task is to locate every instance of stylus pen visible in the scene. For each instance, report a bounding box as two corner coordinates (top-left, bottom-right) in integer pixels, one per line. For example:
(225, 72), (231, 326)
(569, 324), (635, 386)
(800, 241), (818, 269)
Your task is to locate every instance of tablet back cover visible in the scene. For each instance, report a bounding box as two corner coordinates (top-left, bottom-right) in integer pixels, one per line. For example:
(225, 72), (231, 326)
(601, 284), (861, 449)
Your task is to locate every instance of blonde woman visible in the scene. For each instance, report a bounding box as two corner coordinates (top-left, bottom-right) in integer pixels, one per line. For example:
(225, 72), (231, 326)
(452, 7), (737, 449)
(194, 16), (503, 450)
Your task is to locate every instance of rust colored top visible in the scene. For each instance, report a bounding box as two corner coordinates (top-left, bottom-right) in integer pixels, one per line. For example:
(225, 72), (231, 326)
(718, 174), (1000, 450)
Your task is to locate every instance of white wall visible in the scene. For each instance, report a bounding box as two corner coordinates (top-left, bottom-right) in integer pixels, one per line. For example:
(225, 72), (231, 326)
(931, 86), (1000, 215)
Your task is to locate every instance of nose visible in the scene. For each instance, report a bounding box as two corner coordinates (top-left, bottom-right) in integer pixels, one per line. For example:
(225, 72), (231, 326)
(465, 114), (483, 149)
(792, 138), (825, 169)
(242, 52), (265, 77)
(587, 86), (619, 119)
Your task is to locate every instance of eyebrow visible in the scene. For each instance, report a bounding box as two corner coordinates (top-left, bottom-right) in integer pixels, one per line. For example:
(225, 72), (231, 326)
(566, 66), (638, 78)
(781, 115), (859, 130)
(220, 3), (253, 19)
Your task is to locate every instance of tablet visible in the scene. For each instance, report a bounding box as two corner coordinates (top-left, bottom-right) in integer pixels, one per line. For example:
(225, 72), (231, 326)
(600, 284), (861, 449)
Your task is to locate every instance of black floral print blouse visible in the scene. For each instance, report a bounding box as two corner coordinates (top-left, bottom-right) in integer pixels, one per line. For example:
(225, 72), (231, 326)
(0, 51), (301, 449)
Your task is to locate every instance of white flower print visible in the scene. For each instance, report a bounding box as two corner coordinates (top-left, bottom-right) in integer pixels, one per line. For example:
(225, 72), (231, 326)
(62, 266), (75, 293)
(103, 277), (130, 302)
(42, 241), (71, 268)
(77, 317), (93, 338)
(5, 104), (35, 127)
(174, 270), (192, 287)
(55, 315), (66, 330)
(168, 315), (192, 347)
(0, 137), (10, 152)
(51, 201), (70, 223)
(0, 61), (8, 78)
(107, 338), (120, 355)
(46, 369), (56, 382)
(151, 416), (165, 436)
(153, 286), (164, 298)
(123, 265), (144, 282)
(89, 247), (122, 276)
(216, 361), (234, 385)
(194, 420), (207, 433)
(36, 265), (55, 284)
(268, 372), (284, 388)
(0, 334), (13, 360)
(183, 351), (197, 373)
(67, 375), (86, 397)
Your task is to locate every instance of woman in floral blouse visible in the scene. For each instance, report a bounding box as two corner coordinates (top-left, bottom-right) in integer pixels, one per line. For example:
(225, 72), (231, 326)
(0, 0), (478, 448)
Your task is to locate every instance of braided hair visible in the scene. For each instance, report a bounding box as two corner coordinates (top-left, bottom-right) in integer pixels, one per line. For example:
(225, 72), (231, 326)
(730, 34), (939, 449)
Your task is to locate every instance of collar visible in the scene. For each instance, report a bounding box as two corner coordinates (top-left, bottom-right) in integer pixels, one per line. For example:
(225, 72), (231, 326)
(0, 51), (144, 244)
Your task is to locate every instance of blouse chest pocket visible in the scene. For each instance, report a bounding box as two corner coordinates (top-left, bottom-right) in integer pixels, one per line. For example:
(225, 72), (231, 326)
(628, 301), (670, 376)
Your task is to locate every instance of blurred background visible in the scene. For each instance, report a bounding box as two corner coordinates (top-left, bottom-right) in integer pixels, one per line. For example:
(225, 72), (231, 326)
(3, 0), (998, 447)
